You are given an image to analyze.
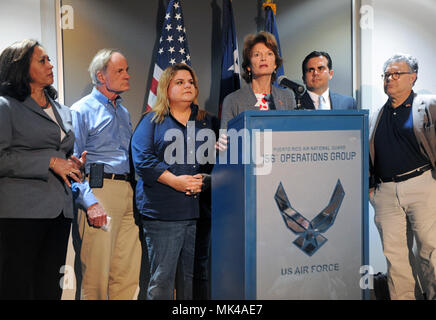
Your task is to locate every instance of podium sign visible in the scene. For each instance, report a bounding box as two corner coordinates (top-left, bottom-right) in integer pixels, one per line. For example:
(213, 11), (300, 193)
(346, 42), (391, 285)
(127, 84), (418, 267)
(211, 110), (369, 300)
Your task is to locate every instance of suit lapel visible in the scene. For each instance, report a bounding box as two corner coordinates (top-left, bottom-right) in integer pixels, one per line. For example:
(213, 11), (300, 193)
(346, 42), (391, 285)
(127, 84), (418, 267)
(244, 85), (288, 111)
(411, 94), (431, 158)
(22, 96), (53, 121)
(48, 96), (68, 134)
(369, 105), (386, 165)
(301, 92), (315, 109)
(22, 95), (72, 143)
(244, 85), (260, 111)
(330, 93), (337, 110)
(271, 86), (285, 110)
(246, 85), (257, 104)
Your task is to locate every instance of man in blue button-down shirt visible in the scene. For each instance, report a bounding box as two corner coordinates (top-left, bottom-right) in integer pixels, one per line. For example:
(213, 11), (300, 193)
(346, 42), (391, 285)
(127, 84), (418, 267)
(71, 49), (141, 300)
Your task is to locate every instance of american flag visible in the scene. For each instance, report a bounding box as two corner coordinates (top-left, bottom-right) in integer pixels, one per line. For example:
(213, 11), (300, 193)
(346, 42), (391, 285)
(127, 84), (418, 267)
(146, 0), (191, 111)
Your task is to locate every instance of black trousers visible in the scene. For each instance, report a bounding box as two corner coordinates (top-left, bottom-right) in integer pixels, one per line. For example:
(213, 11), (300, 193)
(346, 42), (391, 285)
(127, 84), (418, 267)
(0, 214), (71, 300)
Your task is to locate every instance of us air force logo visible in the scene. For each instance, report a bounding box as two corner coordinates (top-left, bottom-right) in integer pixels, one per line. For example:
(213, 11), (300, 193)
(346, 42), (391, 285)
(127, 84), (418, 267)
(274, 180), (345, 256)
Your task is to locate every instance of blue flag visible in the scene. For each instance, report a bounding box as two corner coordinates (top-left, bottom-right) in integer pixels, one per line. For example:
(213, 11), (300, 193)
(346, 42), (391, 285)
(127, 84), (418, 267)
(146, 0), (191, 110)
(219, 0), (240, 119)
(264, 5), (284, 88)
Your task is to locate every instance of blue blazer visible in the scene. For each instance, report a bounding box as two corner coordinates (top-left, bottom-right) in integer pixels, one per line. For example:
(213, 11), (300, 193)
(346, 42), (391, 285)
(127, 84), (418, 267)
(299, 91), (357, 110)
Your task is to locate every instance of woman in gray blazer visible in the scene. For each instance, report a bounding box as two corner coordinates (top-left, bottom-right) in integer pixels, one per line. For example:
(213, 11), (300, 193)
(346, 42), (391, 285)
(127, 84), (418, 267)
(220, 31), (296, 129)
(0, 39), (85, 299)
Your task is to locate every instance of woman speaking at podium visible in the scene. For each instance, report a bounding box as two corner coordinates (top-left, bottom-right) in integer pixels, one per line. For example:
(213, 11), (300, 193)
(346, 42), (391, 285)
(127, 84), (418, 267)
(220, 31), (296, 129)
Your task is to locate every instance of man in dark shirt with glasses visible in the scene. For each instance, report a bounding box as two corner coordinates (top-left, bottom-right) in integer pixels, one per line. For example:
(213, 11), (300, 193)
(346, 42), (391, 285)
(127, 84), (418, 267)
(369, 53), (436, 300)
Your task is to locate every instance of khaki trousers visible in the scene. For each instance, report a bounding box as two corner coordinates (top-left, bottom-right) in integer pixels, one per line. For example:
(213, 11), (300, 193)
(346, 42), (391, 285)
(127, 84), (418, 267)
(371, 170), (436, 300)
(77, 179), (141, 300)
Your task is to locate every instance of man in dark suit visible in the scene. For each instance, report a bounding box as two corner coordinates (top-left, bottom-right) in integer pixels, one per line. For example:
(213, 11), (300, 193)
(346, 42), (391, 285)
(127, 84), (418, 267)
(298, 51), (357, 110)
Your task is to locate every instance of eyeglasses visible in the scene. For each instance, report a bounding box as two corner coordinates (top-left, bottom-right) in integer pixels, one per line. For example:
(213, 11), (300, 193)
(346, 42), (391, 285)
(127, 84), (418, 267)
(381, 72), (413, 80)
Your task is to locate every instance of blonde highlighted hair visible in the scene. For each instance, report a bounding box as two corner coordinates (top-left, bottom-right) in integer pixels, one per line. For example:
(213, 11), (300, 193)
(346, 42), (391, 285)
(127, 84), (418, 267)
(150, 63), (207, 123)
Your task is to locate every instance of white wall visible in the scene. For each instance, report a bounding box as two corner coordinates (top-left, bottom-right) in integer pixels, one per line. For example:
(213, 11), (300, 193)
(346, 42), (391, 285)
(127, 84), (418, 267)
(0, 0), (41, 52)
(278, 0), (353, 97)
(0, 0), (59, 92)
(361, 0), (435, 110)
(359, 0), (436, 275)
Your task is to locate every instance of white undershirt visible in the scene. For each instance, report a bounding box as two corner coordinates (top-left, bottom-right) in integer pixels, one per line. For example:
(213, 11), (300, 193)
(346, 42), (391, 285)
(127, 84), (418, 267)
(43, 106), (66, 141)
(307, 88), (331, 110)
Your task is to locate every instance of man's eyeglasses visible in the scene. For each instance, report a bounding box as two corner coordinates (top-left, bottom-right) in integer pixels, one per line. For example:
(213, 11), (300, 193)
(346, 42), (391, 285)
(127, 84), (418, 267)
(381, 72), (413, 81)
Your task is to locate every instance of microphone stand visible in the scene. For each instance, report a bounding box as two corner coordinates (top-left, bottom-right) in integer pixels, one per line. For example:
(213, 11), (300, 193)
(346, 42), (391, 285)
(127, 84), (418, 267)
(291, 89), (304, 110)
(278, 77), (306, 109)
(295, 93), (303, 110)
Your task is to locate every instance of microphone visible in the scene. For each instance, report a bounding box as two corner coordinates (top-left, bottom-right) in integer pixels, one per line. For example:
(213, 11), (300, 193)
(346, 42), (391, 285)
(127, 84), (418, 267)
(277, 76), (306, 95)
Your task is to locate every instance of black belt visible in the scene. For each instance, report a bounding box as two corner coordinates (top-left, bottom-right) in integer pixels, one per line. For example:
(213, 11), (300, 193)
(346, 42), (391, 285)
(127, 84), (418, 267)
(379, 164), (432, 183)
(86, 173), (131, 181)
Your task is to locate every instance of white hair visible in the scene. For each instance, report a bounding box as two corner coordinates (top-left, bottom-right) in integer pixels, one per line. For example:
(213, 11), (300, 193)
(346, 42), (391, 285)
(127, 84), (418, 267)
(88, 48), (121, 86)
(383, 53), (418, 74)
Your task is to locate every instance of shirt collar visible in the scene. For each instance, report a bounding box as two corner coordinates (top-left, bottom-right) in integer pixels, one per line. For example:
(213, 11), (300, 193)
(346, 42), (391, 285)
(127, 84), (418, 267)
(307, 88), (330, 106)
(402, 90), (414, 108)
(189, 103), (199, 120)
(387, 90), (414, 110)
(169, 103), (199, 124)
(91, 87), (123, 107)
(308, 88), (329, 100)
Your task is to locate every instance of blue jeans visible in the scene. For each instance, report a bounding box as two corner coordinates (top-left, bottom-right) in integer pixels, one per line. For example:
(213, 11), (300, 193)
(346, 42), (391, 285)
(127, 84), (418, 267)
(141, 218), (196, 300)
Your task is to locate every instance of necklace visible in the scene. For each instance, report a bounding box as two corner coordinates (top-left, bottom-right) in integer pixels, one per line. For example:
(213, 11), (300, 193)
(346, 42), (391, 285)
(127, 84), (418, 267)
(40, 97), (50, 109)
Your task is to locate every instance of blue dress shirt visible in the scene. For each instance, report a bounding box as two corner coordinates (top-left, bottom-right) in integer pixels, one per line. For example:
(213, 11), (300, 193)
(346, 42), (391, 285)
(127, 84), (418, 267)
(71, 87), (132, 209)
(131, 104), (216, 220)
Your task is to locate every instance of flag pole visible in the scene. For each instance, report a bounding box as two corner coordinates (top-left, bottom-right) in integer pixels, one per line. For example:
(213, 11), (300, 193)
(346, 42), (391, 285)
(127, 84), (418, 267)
(262, 0), (284, 88)
(218, 0), (241, 119)
(262, 0), (276, 15)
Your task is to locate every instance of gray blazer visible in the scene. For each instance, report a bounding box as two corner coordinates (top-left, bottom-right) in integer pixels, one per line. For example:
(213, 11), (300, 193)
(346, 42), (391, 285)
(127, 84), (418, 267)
(369, 93), (436, 180)
(0, 95), (75, 219)
(220, 84), (297, 128)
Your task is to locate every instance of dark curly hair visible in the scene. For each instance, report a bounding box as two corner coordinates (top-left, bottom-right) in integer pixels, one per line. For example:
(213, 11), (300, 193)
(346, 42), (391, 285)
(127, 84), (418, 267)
(0, 39), (57, 101)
